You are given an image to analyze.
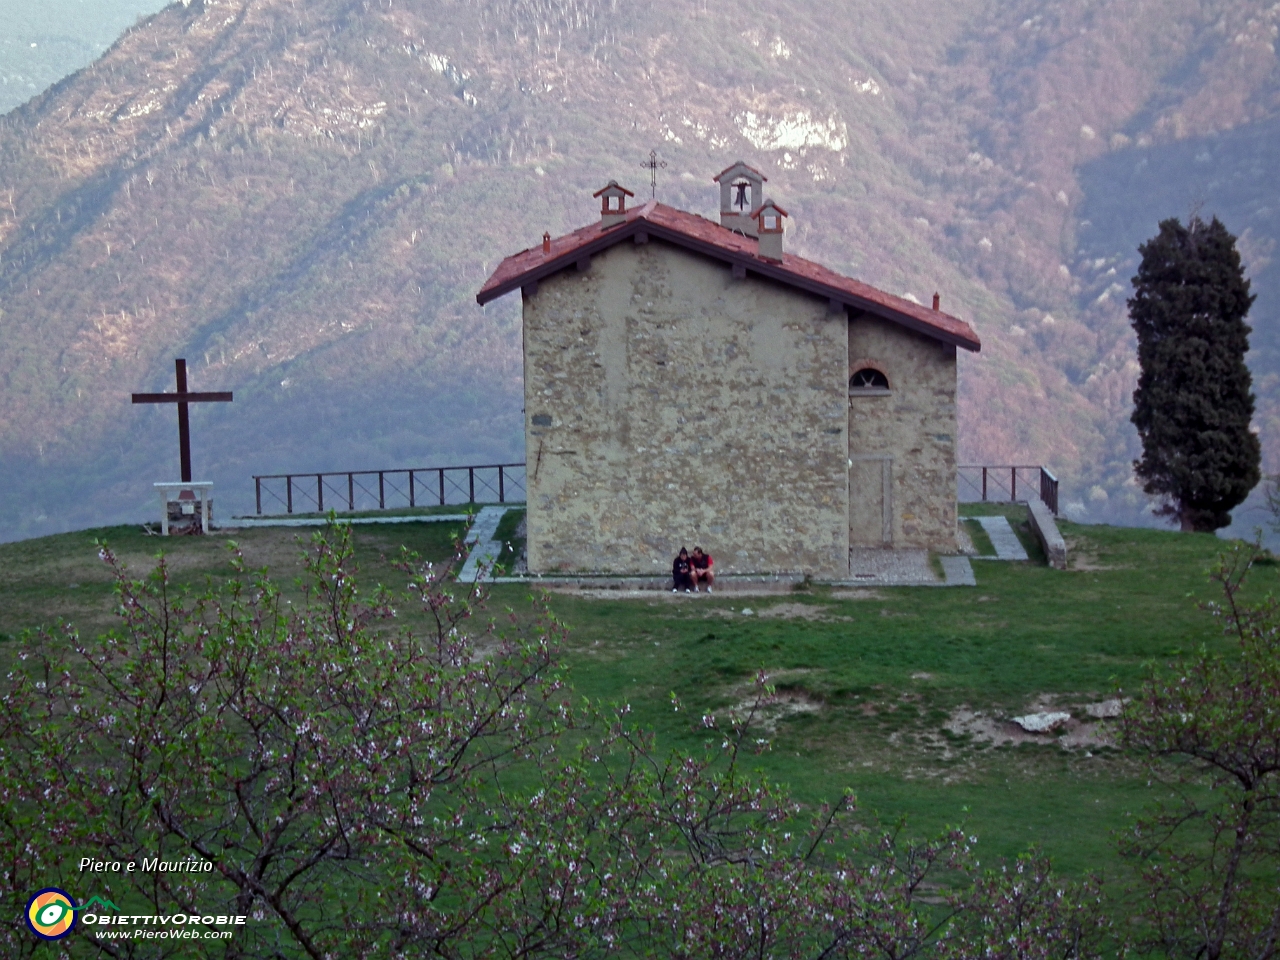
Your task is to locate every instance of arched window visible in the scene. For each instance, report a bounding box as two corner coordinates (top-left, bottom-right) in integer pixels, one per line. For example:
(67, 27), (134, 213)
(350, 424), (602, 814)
(849, 368), (890, 393)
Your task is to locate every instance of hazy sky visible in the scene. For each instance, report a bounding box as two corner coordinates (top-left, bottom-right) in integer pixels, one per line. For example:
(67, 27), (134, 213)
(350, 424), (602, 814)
(0, 0), (169, 114)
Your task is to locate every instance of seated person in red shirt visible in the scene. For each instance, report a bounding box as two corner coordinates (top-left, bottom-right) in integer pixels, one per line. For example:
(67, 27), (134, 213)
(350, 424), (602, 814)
(672, 547), (694, 593)
(690, 546), (714, 593)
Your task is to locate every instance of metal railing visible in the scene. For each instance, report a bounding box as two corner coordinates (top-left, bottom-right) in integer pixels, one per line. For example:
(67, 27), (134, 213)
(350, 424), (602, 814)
(958, 465), (1059, 515)
(252, 463), (526, 516)
(253, 461), (1056, 518)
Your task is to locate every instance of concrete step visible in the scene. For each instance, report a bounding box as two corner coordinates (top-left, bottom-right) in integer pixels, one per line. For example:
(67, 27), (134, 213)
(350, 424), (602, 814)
(975, 515), (1029, 561)
(455, 506), (510, 582)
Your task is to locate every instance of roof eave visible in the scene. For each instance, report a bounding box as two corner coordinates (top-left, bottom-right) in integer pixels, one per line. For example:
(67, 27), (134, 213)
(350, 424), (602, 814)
(477, 216), (981, 352)
(747, 269), (979, 349)
(476, 220), (638, 305)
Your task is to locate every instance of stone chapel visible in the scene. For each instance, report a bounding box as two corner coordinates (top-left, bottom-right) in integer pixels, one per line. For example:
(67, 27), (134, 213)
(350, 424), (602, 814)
(476, 161), (981, 579)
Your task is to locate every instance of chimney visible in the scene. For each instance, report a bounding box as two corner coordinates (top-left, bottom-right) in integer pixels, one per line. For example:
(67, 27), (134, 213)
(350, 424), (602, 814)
(752, 199), (788, 261)
(932, 292), (940, 311)
(592, 180), (634, 229)
(713, 160), (766, 236)
(542, 232), (551, 254)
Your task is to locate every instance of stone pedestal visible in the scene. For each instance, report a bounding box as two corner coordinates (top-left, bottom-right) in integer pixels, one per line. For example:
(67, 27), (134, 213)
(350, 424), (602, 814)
(154, 482), (212, 535)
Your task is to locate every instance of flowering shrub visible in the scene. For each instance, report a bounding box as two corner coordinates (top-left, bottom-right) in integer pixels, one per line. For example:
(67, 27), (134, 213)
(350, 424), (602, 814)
(1119, 542), (1280, 960)
(0, 523), (1109, 958)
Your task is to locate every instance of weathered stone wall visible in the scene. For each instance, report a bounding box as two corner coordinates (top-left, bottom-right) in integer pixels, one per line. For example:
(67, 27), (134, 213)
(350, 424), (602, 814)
(847, 315), (958, 551)
(523, 239), (849, 577)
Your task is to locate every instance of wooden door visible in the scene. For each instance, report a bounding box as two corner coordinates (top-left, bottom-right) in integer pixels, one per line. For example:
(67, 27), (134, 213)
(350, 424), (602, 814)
(849, 456), (892, 546)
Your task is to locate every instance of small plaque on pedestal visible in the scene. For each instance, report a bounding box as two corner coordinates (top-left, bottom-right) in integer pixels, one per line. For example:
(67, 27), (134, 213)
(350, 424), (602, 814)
(154, 482), (213, 535)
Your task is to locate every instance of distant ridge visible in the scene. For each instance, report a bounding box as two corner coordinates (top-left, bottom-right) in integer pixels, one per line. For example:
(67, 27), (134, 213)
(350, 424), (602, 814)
(0, 0), (1276, 541)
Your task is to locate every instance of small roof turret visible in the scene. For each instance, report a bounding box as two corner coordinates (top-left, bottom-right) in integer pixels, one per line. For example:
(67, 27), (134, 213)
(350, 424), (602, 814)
(713, 160), (767, 236)
(751, 199), (788, 260)
(592, 180), (634, 228)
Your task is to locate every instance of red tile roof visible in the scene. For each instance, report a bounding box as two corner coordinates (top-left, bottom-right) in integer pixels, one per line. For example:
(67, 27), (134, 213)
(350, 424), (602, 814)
(592, 180), (634, 198)
(713, 160), (768, 183)
(476, 201), (981, 352)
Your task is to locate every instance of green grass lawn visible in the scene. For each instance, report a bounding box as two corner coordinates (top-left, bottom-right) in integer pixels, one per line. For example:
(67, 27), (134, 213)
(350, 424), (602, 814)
(496, 515), (1262, 881)
(0, 512), (1261, 885)
(0, 519), (469, 644)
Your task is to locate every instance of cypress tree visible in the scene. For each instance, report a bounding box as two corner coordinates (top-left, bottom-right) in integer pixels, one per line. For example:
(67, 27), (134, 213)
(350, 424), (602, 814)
(1129, 215), (1259, 531)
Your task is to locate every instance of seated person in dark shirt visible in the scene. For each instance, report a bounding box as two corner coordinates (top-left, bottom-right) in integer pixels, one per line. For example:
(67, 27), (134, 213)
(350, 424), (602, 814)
(690, 546), (714, 593)
(672, 547), (694, 593)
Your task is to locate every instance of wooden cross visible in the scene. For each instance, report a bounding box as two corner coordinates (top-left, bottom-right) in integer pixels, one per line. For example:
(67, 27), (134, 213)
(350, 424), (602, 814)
(640, 149), (666, 198)
(132, 358), (232, 483)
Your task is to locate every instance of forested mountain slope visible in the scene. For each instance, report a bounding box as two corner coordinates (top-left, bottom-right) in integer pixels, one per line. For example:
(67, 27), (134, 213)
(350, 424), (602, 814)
(0, 0), (1276, 540)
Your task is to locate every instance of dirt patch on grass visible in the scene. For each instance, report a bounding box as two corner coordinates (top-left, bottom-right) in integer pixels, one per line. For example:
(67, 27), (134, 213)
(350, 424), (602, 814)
(545, 585), (803, 600)
(607, 597), (851, 616)
(944, 699), (1120, 751)
(828, 589), (885, 601)
(945, 709), (1044, 747)
(1063, 536), (1131, 571)
(754, 602), (849, 621)
(542, 587), (645, 599)
(548, 588), (730, 601)
(707, 670), (825, 732)
(725, 692), (822, 732)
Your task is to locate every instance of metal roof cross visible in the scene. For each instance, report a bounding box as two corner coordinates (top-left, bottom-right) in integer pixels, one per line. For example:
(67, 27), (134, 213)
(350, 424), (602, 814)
(640, 149), (666, 198)
(132, 358), (233, 483)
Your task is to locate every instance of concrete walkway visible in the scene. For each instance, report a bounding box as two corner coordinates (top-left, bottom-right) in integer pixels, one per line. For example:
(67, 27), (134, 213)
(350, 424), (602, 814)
(846, 549), (939, 586)
(843, 549), (975, 587)
(975, 515), (1029, 561)
(456, 506), (510, 582)
(940, 555), (977, 586)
